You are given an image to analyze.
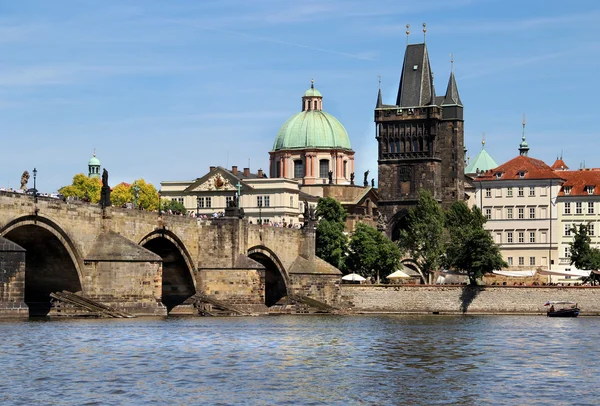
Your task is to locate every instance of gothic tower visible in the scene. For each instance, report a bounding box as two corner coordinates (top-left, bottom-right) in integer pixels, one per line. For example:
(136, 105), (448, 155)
(375, 41), (464, 239)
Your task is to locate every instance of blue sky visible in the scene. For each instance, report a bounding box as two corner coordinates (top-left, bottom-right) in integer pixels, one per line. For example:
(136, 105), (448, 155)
(1, 0), (599, 192)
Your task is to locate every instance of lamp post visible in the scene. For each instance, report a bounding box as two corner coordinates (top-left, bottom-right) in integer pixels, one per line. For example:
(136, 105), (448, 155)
(132, 184), (140, 209)
(32, 167), (37, 203)
(258, 200), (262, 225)
(196, 196), (201, 217)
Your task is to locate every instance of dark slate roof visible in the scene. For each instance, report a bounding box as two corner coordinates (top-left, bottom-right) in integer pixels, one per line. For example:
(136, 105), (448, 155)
(441, 71), (462, 106)
(85, 231), (162, 262)
(0, 237), (25, 252)
(376, 88), (382, 108)
(396, 43), (435, 107)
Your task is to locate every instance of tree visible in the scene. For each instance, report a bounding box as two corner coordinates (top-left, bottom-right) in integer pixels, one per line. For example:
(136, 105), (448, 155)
(347, 223), (401, 280)
(132, 179), (159, 211)
(161, 198), (187, 215)
(59, 174), (102, 203)
(398, 190), (445, 283)
(111, 182), (133, 207)
(569, 224), (600, 284)
(315, 197), (348, 271)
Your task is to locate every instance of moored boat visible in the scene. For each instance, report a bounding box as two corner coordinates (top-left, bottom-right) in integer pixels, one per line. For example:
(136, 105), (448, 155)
(544, 301), (580, 317)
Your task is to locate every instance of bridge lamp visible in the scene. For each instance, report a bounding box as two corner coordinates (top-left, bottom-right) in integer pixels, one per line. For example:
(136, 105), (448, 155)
(32, 167), (37, 202)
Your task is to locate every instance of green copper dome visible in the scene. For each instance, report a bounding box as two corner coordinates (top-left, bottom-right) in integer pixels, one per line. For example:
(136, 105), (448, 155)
(273, 110), (352, 151)
(88, 154), (100, 166)
(303, 87), (322, 97)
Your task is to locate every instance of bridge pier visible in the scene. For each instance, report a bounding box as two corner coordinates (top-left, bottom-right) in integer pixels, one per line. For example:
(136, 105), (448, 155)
(0, 237), (28, 319)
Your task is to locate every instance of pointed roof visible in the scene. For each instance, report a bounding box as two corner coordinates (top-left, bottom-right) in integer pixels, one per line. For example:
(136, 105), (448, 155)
(442, 71), (462, 106)
(551, 158), (569, 171)
(376, 88), (382, 108)
(465, 147), (498, 174)
(477, 155), (564, 181)
(396, 43), (435, 107)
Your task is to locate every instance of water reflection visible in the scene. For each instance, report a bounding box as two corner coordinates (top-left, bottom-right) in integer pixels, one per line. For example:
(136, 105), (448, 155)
(0, 315), (598, 405)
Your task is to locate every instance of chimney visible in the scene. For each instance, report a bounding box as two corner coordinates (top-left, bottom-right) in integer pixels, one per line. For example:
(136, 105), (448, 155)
(231, 166), (238, 175)
(243, 167), (250, 177)
(209, 166), (215, 172)
(258, 169), (264, 178)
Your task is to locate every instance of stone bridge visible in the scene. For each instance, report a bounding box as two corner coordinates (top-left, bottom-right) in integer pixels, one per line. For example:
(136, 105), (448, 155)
(0, 192), (341, 318)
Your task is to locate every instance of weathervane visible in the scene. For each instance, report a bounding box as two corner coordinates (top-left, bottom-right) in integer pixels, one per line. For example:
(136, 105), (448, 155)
(406, 24), (410, 45)
(377, 75), (381, 89)
(450, 53), (454, 72)
(423, 23), (427, 42)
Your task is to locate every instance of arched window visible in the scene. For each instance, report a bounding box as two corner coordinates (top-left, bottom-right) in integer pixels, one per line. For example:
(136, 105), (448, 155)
(319, 159), (329, 178)
(313, 100), (317, 110)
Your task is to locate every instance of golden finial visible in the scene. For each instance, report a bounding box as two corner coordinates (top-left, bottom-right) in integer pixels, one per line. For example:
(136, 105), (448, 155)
(93, 147), (96, 157)
(423, 23), (427, 42)
(406, 24), (410, 45)
(522, 113), (526, 127)
(450, 53), (454, 72)
(482, 132), (485, 149)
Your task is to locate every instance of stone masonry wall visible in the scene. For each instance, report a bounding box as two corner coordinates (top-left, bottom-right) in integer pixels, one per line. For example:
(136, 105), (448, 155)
(290, 274), (342, 307)
(0, 249), (27, 318)
(343, 285), (600, 315)
(198, 269), (265, 306)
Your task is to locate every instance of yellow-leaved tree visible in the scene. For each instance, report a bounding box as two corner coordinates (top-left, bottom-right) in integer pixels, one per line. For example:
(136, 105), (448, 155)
(132, 179), (158, 211)
(58, 174), (102, 203)
(111, 182), (133, 207)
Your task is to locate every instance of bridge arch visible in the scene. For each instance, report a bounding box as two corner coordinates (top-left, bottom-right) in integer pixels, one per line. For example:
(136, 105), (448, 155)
(247, 245), (289, 307)
(0, 215), (84, 316)
(388, 208), (410, 242)
(139, 229), (197, 312)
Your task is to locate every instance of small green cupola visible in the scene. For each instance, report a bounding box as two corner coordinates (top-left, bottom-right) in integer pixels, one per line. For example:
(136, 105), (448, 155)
(88, 151), (101, 178)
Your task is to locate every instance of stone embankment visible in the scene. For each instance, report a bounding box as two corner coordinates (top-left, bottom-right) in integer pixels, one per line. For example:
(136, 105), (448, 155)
(342, 285), (600, 315)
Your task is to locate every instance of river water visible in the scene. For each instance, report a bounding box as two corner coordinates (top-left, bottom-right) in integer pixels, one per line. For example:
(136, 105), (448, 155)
(1, 315), (598, 405)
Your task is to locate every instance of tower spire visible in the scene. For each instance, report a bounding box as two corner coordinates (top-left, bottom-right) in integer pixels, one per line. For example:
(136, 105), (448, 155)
(376, 75), (382, 108)
(519, 114), (529, 156)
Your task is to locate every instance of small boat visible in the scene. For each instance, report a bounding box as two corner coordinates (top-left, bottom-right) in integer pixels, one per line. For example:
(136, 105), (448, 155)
(544, 301), (580, 317)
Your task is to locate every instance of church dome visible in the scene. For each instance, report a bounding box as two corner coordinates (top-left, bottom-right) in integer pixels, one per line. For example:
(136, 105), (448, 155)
(272, 84), (351, 151)
(88, 154), (100, 166)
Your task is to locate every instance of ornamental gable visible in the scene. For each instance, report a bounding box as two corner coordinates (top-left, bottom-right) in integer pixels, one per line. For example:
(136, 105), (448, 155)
(192, 173), (236, 192)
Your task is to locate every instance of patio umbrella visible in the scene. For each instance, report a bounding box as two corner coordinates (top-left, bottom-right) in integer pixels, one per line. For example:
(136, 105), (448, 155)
(387, 270), (411, 279)
(342, 273), (366, 282)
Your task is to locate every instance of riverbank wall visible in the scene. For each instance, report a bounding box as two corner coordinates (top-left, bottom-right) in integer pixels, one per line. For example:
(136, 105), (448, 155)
(341, 285), (600, 315)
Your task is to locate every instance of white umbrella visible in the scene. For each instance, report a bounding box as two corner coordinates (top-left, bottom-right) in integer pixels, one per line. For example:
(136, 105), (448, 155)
(342, 273), (366, 282)
(387, 270), (411, 279)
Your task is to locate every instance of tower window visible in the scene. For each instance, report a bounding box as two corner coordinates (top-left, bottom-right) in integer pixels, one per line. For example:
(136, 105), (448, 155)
(319, 160), (329, 178)
(314, 100), (317, 109)
(294, 160), (303, 178)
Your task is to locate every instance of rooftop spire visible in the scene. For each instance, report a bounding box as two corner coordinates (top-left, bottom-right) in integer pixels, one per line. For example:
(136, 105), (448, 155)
(482, 132), (486, 150)
(376, 75), (382, 108)
(311, 78), (314, 89)
(396, 42), (435, 107)
(405, 24), (410, 46)
(422, 23), (427, 43)
(519, 114), (529, 156)
(441, 54), (462, 106)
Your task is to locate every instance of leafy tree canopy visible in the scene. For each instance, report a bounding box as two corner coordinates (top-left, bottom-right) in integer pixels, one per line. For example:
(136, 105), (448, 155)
(58, 174), (101, 203)
(398, 190), (445, 283)
(132, 179), (158, 210)
(315, 197), (348, 271)
(347, 223), (401, 279)
(569, 224), (600, 283)
(160, 198), (187, 215)
(111, 182), (133, 207)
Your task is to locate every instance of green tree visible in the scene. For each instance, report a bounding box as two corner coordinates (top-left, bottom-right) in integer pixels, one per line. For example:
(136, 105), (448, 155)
(111, 182), (133, 207)
(445, 201), (507, 285)
(569, 224), (600, 283)
(315, 197), (348, 271)
(161, 198), (187, 215)
(347, 223), (401, 280)
(59, 174), (102, 203)
(398, 190), (445, 283)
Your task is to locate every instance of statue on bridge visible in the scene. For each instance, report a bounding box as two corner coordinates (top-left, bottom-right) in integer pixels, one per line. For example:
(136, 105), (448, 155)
(350, 172), (355, 185)
(363, 170), (369, 187)
(377, 211), (387, 233)
(100, 168), (111, 208)
(20, 171), (30, 191)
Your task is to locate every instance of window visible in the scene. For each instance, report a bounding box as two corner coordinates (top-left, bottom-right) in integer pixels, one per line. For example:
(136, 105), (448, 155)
(529, 187), (535, 197)
(507, 232), (513, 243)
(564, 186), (572, 195)
(518, 187), (524, 197)
(529, 257), (535, 266)
(518, 207), (524, 219)
(564, 202), (571, 214)
(589, 202), (595, 214)
(485, 208), (491, 219)
(518, 231), (524, 243)
(485, 188), (491, 198)
(519, 171), (526, 178)
(564, 247), (570, 258)
(225, 196), (233, 206)
(495, 172), (502, 179)
(588, 223), (595, 236)
(529, 232), (535, 243)
(518, 257), (525, 265)
(313, 100), (317, 109)
(294, 160), (304, 178)
(507, 207), (513, 219)
(586, 185), (595, 195)
(564, 224), (572, 236)
(257, 196), (263, 207)
(173, 197), (183, 204)
(197, 197), (205, 208)
(206, 197), (212, 208)
(529, 207), (535, 219)
(264, 196), (270, 207)
(507, 188), (513, 197)
(507, 257), (513, 266)
(319, 159), (329, 178)
(343, 161), (347, 178)
(576, 202), (583, 214)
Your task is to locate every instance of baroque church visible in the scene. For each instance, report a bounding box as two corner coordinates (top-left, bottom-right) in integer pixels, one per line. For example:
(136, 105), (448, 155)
(375, 37), (465, 240)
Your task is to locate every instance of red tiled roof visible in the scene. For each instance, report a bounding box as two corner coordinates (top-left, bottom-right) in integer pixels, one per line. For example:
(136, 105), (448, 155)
(557, 169), (600, 196)
(477, 155), (564, 181)
(551, 159), (569, 170)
